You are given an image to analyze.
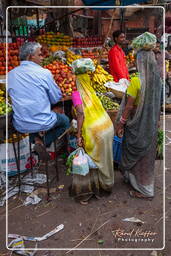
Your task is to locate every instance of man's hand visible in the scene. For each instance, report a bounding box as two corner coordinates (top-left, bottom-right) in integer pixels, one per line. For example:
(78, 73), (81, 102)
(116, 122), (124, 138)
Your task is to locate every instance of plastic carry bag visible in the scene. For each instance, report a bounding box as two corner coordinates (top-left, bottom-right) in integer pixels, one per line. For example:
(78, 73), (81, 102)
(86, 154), (98, 169)
(72, 148), (89, 176)
(131, 32), (156, 50)
(71, 58), (95, 74)
(0, 136), (37, 177)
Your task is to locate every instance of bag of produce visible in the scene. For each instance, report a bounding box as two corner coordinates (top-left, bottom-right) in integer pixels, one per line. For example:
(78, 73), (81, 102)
(71, 58), (95, 74)
(72, 148), (89, 176)
(131, 32), (156, 50)
(66, 147), (97, 175)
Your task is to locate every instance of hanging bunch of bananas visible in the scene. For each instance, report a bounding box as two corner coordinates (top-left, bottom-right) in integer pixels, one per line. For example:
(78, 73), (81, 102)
(97, 93), (119, 110)
(3, 133), (28, 144)
(91, 63), (113, 93)
(66, 50), (82, 65)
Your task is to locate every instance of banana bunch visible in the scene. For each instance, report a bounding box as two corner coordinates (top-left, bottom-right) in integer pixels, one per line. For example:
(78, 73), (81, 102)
(97, 93), (119, 110)
(91, 80), (107, 93)
(91, 64), (113, 93)
(66, 50), (82, 65)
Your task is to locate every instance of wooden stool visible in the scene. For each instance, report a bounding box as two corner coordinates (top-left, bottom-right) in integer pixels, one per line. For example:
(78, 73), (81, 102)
(9, 126), (68, 200)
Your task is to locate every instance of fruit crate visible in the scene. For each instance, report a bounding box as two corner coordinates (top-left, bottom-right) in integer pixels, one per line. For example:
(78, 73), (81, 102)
(113, 135), (123, 163)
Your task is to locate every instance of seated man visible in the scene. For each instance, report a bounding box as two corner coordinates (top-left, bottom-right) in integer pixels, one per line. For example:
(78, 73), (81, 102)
(8, 42), (70, 158)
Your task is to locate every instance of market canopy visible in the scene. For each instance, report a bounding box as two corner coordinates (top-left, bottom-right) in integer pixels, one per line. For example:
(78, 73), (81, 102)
(81, 0), (149, 6)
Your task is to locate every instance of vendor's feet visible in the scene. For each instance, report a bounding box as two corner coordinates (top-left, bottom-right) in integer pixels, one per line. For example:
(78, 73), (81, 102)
(33, 143), (50, 161)
(129, 190), (153, 200)
(34, 136), (44, 145)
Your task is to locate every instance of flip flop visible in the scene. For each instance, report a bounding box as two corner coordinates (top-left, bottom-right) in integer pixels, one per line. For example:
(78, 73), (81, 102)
(129, 190), (153, 200)
(78, 194), (93, 205)
(79, 200), (89, 205)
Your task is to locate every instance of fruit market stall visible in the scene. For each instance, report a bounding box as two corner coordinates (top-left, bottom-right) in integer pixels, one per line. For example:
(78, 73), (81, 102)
(0, 77), (16, 140)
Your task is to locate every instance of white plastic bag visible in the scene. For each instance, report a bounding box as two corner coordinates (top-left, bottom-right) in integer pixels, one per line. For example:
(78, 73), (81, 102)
(0, 136), (37, 176)
(72, 148), (89, 176)
(71, 58), (95, 74)
(86, 154), (98, 169)
(104, 78), (129, 93)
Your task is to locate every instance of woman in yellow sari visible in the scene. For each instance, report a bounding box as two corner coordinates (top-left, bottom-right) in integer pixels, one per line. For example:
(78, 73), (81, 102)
(70, 72), (114, 204)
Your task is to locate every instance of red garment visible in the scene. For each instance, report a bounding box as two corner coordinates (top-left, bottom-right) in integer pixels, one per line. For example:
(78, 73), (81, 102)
(108, 44), (129, 82)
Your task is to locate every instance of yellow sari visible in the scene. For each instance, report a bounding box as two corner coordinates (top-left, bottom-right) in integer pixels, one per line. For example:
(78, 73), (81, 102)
(76, 73), (114, 191)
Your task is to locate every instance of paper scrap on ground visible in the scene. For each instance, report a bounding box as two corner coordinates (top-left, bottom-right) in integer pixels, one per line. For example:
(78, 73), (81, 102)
(23, 173), (46, 184)
(0, 172), (6, 188)
(0, 186), (19, 207)
(8, 224), (64, 242)
(0, 184), (35, 207)
(8, 237), (37, 256)
(150, 251), (158, 256)
(23, 194), (42, 206)
(122, 217), (144, 224)
(0, 172), (46, 207)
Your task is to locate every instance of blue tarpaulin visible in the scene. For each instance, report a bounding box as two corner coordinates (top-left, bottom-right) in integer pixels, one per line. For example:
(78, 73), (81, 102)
(82, 0), (149, 6)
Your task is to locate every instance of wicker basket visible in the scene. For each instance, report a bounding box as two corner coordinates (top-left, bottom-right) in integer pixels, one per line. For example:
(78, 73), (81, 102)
(165, 104), (171, 112)
(107, 109), (118, 124)
(109, 88), (124, 99)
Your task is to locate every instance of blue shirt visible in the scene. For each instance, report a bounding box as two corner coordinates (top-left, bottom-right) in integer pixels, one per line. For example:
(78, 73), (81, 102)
(8, 61), (62, 133)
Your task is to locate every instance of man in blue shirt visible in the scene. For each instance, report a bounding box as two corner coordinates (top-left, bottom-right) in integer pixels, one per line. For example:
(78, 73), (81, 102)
(8, 42), (70, 158)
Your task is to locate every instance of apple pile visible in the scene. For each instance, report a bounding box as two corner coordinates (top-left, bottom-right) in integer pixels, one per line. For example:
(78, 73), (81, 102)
(44, 61), (77, 96)
(0, 42), (20, 75)
(73, 36), (103, 48)
(81, 48), (100, 59)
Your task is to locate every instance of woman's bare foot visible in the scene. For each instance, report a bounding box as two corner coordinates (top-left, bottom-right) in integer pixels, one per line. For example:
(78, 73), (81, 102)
(33, 144), (50, 161)
(129, 190), (153, 200)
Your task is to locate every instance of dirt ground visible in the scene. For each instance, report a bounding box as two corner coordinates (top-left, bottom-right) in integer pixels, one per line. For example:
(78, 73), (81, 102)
(0, 115), (170, 256)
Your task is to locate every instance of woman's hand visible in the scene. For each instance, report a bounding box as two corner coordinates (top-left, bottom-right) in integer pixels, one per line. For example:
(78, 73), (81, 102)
(77, 136), (83, 147)
(116, 122), (124, 138)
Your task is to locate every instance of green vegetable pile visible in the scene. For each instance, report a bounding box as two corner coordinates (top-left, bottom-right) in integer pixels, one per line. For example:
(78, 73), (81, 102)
(97, 93), (119, 110)
(66, 154), (76, 176)
(0, 102), (12, 116)
(131, 32), (156, 50)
